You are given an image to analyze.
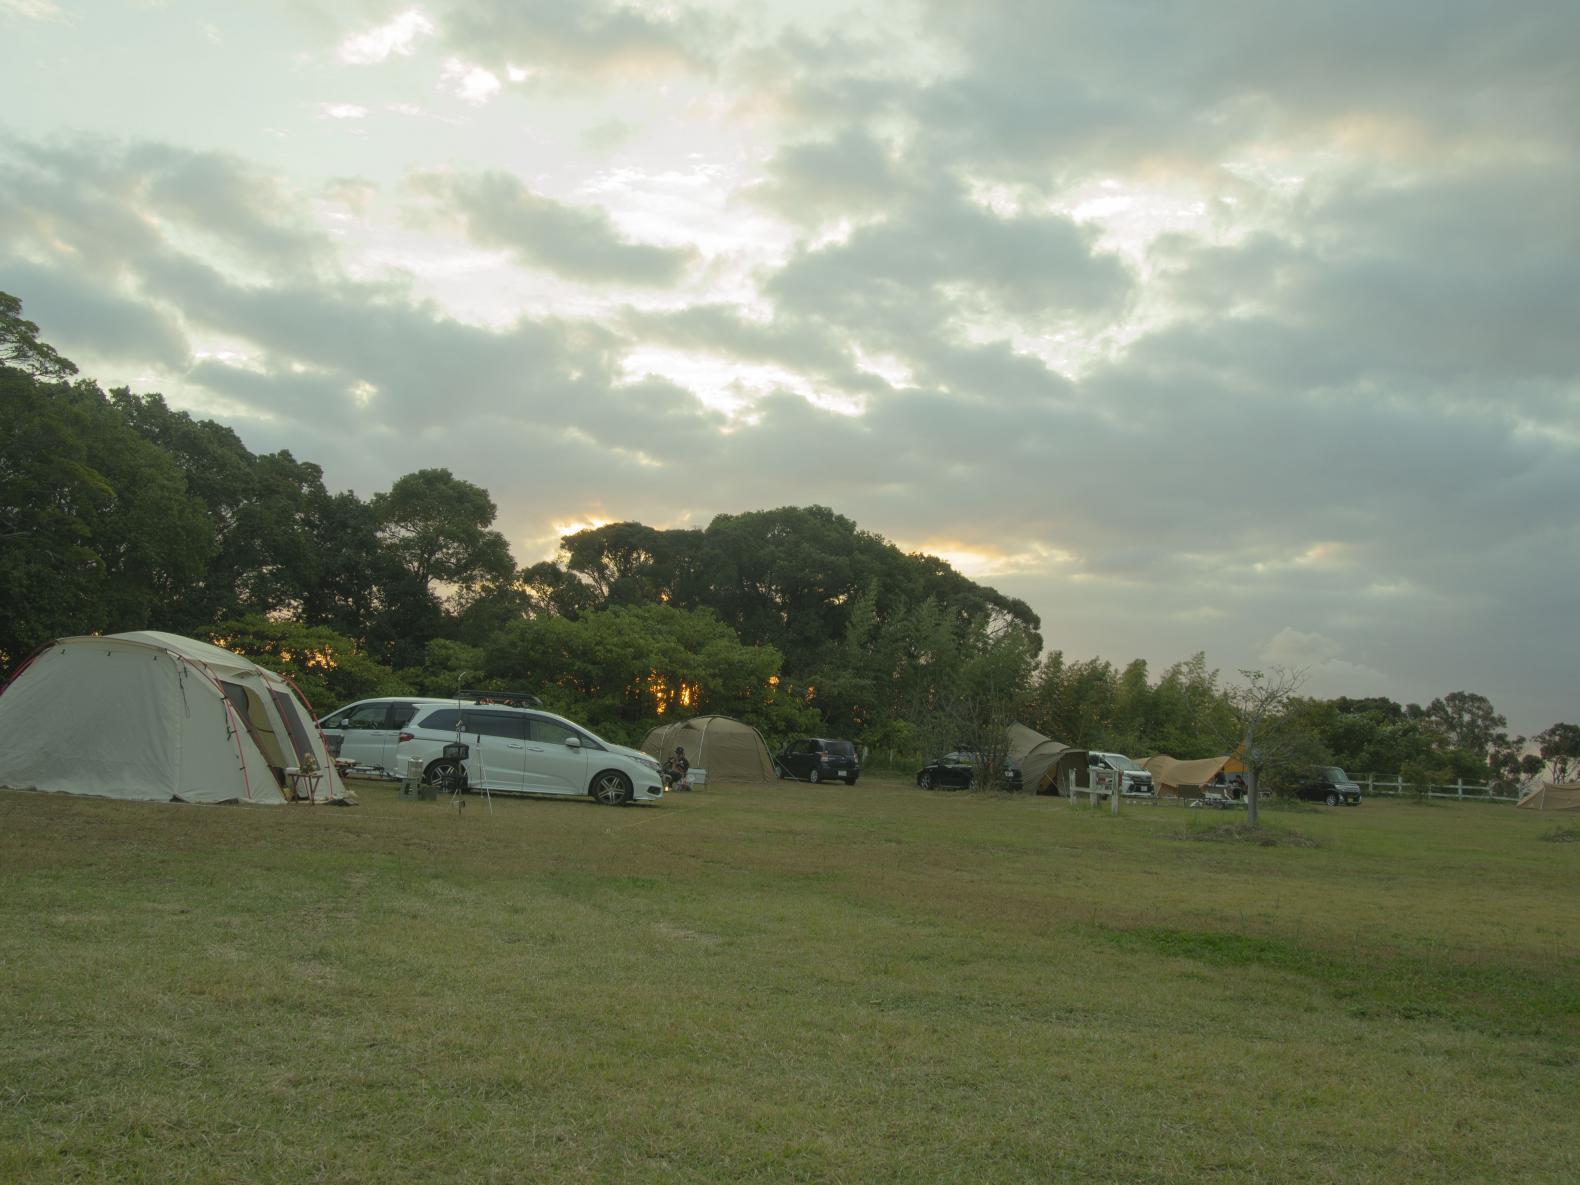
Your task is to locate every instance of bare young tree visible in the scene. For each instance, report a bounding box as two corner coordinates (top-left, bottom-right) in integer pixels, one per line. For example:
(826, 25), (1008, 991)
(1221, 666), (1310, 826)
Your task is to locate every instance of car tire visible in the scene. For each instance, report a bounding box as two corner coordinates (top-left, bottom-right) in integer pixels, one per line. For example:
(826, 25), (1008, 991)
(591, 770), (632, 806)
(809, 768), (821, 784)
(1325, 791), (1340, 807)
(423, 758), (464, 790)
(847, 777), (858, 787)
(919, 771), (933, 789)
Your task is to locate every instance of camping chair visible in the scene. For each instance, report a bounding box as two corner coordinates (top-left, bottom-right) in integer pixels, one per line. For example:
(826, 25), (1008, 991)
(435, 741), (470, 797)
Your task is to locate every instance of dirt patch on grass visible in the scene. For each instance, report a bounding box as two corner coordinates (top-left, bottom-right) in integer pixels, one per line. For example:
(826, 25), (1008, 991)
(1166, 822), (1320, 847)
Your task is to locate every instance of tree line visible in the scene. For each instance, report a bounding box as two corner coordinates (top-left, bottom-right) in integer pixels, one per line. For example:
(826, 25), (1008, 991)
(2, 291), (1575, 786)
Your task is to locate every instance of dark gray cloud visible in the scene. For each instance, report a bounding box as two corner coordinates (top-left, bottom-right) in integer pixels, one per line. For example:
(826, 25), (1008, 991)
(0, 255), (189, 370)
(413, 170), (695, 286)
(768, 179), (1134, 341)
(0, 136), (326, 274)
(4, 0), (1578, 732)
(911, 1), (1580, 179)
(748, 126), (903, 224)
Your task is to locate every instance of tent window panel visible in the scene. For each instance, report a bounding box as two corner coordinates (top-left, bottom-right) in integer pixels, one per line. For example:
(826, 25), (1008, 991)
(269, 688), (315, 762)
(220, 679), (290, 778)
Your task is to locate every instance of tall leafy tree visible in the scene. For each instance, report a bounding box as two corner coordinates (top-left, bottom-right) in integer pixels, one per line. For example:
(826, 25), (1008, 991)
(205, 616), (410, 715)
(112, 390), (337, 627)
(0, 290), (77, 378)
(1535, 723), (1580, 784)
(930, 620), (1040, 790)
(482, 603), (813, 744)
(368, 469), (515, 667)
(0, 369), (107, 663)
(371, 469), (515, 601)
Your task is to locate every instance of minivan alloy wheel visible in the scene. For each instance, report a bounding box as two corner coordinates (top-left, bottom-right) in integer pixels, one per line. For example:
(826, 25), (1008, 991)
(592, 770), (632, 806)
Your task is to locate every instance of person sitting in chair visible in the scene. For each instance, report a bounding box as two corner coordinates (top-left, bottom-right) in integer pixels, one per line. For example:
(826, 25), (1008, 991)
(663, 746), (692, 792)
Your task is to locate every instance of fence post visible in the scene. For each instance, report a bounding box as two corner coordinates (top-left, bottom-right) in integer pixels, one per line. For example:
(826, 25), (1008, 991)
(1456, 779), (1464, 800)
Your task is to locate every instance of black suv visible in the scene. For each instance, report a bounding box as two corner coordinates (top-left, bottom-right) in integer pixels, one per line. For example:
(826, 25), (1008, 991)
(775, 738), (861, 784)
(1292, 766), (1363, 806)
(916, 751), (1022, 791)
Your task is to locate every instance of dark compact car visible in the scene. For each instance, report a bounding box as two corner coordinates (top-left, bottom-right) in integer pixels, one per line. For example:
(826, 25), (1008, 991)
(775, 738), (861, 784)
(1292, 766), (1363, 806)
(915, 751), (1023, 791)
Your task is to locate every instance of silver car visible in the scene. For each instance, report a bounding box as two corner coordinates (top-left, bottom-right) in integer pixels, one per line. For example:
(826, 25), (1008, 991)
(398, 703), (665, 805)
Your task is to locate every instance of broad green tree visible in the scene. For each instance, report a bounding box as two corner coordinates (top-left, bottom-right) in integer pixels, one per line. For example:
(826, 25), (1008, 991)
(0, 290), (77, 378)
(205, 616), (409, 716)
(1535, 723), (1580, 784)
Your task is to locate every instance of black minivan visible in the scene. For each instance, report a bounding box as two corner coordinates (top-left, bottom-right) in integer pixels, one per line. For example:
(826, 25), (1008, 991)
(775, 738), (861, 784)
(1293, 766), (1363, 806)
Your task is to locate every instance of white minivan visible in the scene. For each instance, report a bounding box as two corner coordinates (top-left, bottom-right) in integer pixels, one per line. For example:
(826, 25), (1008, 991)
(1088, 751), (1156, 796)
(318, 697), (451, 775)
(399, 703), (665, 806)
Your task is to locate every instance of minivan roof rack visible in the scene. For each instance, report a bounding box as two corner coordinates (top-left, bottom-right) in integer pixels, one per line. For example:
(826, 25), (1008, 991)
(458, 688), (543, 707)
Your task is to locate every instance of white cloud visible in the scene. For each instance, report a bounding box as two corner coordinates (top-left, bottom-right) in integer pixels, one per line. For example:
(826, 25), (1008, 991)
(337, 8), (435, 66)
(0, 0), (63, 19)
(319, 102), (369, 120)
(439, 58), (502, 105)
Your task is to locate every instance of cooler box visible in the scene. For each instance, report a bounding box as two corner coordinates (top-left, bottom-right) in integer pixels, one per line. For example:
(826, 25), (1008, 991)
(688, 768), (706, 787)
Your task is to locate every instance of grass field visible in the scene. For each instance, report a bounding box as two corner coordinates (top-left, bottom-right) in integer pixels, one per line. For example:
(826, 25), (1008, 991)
(3, 775), (1578, 1183)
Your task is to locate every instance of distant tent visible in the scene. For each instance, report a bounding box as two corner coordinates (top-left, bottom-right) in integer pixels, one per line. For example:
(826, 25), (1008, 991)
(640, 715), (776, 784)
(1020, 743), (1096, 797)
(0, 631), (341, 805)
(1005, 723), (1050, 761)
(1020, 740), (1072, 794)
(1141, 754), (1235, 797)
(1516, 781), (1580, 812)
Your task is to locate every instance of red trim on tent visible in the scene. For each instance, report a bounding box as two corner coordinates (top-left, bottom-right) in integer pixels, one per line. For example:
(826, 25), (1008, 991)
(0, 639), (59, 698)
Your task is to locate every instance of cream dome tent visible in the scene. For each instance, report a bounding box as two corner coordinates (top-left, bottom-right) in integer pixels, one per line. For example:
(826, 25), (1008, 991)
(640, 715), (776, 784)
(0, 631), (342, 805)
(1516, 781), (1580, 812)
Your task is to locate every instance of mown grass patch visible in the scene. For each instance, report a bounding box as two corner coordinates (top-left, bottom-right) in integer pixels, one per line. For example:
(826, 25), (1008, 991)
(2, 778), (1578, 1183)
(1164, 819), (1321, 846)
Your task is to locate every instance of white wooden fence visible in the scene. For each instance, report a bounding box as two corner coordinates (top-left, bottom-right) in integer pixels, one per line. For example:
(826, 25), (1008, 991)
(1355, 774), (1522, 804)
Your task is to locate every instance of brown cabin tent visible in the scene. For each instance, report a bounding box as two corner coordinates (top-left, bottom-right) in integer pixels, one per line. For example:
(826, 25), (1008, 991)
(1020, 740), (1067, 793)
(1005, 723), (1050, 761)
(640, 715), (777, 784)
(1023, 743), (1092, 795)
(1516, 781), (1580, 812)
(1141, 754), (1236, 797)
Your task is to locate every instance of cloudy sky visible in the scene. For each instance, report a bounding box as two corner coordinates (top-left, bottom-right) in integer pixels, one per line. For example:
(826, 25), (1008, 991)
(3, 0), (1576, 733)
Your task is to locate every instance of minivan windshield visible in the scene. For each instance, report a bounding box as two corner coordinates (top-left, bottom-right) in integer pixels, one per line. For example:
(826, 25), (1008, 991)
(1106, 754), (1144, 772)
(1325, 767), (1352, 782)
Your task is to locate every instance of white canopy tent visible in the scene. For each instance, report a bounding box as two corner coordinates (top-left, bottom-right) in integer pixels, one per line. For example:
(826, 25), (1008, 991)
(0, 631), (341, 805)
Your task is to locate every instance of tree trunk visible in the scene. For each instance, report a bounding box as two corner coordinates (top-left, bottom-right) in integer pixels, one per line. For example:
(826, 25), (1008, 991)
(1246, 768), (1260, 827)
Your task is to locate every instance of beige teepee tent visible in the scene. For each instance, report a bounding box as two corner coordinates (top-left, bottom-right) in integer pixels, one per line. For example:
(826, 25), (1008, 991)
(640, 715), (777, 784)
(1516, 781), (1580, 811)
